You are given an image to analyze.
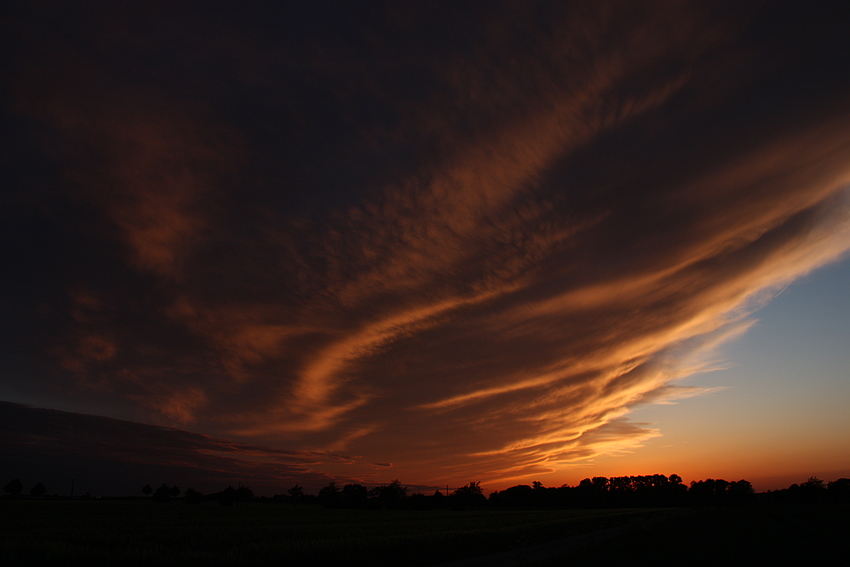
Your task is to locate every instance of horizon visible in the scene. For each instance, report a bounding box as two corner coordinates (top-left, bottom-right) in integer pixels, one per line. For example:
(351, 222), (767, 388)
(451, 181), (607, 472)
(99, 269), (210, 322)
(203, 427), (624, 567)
(3, 2), (850, 500)
(3, 469), (845, 499)
(2, 399), (845, 498)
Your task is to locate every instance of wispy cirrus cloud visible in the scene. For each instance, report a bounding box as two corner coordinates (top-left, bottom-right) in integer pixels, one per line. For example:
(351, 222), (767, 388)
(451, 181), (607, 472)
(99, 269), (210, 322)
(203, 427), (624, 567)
(4, 1), (850, 491)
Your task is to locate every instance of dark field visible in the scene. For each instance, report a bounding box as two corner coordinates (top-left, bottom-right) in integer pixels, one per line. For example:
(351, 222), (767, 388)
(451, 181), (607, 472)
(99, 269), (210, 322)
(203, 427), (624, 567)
(528, 504), (850, 567)
(0, 502), (662, 566)
(1, 501), (847, 566)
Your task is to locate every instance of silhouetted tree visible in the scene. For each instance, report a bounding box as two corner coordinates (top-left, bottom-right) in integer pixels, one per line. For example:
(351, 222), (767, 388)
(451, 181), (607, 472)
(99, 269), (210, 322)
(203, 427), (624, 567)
(761, 476), (850, 506)
(287, 484), (304, 504)
(489, 484), (534, 507)
(371, 479), (407, 508)
(342, 483), (369, 508)
(430, 489), (446, 508)
(827, 478), (850, 503)
(29, 483), (47, 497)
(726, 479), (754, 505)
(592, 476), (609, 491)
(216, 486), (237, 506)
(408, 492), (434, 510)
(214, 485), (253, 506)
(487, 473), (696, 509)
(318, 481), (342, 507)
(152, 483), (174, 502)
(688, 478), (733, 506)
(452, 481), (487, 509)
(575, 477), (610, 507)
(688, 479), (712, 506)
(142, 483), (152, 497)
(4, 479), (23, 497)
(663, 474), (688, 506)
(799, 476), (828, 504)
(183, 487), (203, 504)
(714, 478), (729, 503)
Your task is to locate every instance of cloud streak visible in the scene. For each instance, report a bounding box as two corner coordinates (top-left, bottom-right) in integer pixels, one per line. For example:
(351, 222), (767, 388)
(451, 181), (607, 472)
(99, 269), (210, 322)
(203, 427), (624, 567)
(4, 1), (850, 490)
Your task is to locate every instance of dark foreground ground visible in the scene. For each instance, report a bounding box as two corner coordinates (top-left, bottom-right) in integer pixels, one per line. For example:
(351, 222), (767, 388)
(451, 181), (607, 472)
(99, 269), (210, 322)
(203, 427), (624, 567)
(1, 501), (847, 566)
(465, 504), (850, 567)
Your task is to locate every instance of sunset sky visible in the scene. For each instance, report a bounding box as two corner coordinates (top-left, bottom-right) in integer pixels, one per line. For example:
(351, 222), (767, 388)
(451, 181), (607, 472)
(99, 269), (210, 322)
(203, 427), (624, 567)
(3, 1), (850, 497)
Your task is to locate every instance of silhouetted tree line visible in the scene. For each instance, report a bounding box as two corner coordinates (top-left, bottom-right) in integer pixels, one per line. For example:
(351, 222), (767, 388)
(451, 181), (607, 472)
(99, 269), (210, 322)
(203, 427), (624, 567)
(489, 475), (694, 508)
(265, 479), (478, 510)
(760, 476), (850, 506)
(141, 482), (254, 505)
(301, 474), (850, 510)
(6, 474), (847, 508)
(149, 483), (181, 503)
(275, 480), (413, 509)
(488, 475), (850, 509)
(2, 479), (50, 499)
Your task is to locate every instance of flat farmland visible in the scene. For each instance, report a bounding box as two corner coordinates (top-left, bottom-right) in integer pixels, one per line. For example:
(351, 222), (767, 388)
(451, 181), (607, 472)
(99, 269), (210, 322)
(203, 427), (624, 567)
(527, 503), (850, 566)
(0, 501), (664, 566)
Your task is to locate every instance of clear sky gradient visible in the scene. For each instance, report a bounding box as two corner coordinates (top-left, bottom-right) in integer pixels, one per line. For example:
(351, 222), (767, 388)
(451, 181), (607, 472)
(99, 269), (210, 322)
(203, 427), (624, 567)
(2, 1), (850, 496)
(572, 255), (850, 491)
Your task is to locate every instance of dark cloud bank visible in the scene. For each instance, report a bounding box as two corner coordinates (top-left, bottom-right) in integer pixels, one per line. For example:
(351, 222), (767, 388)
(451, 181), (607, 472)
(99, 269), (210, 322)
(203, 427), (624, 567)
(0, 401), (344, 496)
(3, 1), (850, 492)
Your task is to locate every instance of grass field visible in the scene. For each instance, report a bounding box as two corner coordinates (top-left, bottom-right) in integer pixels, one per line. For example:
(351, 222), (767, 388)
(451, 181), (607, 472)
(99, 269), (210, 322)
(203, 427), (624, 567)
(0, 501), (664, 566)
(3, 501), (846, 566)
(533, 503), (850, 567)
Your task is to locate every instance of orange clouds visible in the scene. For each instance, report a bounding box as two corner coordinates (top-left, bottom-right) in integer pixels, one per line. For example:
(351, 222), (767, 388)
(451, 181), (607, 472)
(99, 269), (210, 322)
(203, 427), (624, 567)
(5, 1), (850, 491)
(11, 10), (238, 280)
